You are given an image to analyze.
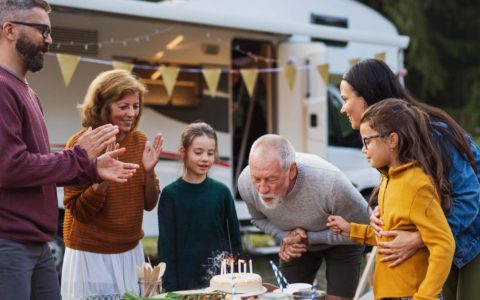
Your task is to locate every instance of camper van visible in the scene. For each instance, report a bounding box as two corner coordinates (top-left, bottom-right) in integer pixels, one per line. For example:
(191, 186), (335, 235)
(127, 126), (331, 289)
(35, 0), (409, 271)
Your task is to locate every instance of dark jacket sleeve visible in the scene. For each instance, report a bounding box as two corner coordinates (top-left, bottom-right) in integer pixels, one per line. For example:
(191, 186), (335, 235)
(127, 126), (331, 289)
(158, 188), (178, 292)
(444, 138), (480, 235)
(225, 188), (243, 256)
(432, 124), (480, 236)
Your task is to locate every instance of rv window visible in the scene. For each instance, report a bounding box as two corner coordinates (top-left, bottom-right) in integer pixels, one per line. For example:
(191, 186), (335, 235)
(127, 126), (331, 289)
(310, 13), (348, 47)
(134, 63), (202, 108)
(327, 86), (362, 148)
(131, 61), (230, 133)
(50, 27), (98, 56)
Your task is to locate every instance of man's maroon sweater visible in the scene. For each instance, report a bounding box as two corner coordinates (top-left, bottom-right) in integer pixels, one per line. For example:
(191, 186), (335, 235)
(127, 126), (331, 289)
(0, 66), (99, 244)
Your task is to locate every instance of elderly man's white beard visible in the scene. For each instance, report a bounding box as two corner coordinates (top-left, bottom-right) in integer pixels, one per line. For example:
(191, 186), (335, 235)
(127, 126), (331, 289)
(258, 193), (283, 209)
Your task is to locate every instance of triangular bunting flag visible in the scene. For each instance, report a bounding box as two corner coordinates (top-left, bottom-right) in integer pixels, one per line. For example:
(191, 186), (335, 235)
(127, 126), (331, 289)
(160, 66), (180, 97)
(56, 53), (80, 87)
(112, 61), (134, 73)
(317, 64), (330, 86)
(240, 68), (258, 98)
(284, 65), (297, 91)
(201, 68), (222, 98)
(349, 58), (361, 66)
(374, 52), (386, 61)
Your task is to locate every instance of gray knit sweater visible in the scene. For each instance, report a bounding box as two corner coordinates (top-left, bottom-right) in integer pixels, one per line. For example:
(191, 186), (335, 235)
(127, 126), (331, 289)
(238, 152), (370, 251)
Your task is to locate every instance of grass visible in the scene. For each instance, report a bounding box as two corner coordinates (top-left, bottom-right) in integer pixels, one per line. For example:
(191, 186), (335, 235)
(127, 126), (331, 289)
(142, 236), (158, 260)
(243, 233), (277, 249)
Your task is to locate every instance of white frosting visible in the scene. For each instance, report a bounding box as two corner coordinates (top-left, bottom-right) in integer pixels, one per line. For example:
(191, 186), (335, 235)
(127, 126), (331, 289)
(210, 273), (263, 293)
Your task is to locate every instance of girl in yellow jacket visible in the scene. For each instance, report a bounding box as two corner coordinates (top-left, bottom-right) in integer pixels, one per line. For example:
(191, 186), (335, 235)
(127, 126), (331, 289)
(327, 99), (454, 300)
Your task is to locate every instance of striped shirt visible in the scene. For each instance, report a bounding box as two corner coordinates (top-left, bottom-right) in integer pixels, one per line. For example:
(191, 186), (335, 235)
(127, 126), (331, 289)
(63, 129), (160, 253)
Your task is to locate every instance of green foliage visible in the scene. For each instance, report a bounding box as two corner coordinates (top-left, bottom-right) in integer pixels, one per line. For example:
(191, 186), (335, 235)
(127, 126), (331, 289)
(123, 292), (148, 300)
(360, 0), (480, 139)
(243, 233), (277, 248)
(163, 291), (227, 300)
(142, 236), (158, 259)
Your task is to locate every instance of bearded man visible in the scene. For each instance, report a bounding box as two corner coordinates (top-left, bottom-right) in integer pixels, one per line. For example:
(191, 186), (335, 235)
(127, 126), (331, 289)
(0, 1), (140, 299)
(238, 134), (370, 300)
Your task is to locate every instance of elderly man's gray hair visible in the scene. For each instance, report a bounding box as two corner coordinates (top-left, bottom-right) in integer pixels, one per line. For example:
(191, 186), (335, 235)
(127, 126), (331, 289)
(249, 134), (296, 170)
(0, 0), (51, 24)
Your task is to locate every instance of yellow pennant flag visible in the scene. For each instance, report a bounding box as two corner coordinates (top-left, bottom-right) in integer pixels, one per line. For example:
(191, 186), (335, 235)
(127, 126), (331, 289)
(160, 66), (180, 97)
(201, 68), (222, 98)
(56, 53), (80, 87)
(374, 52), (386, 61)
(317, 64), (330, 86)
(284, 65), (297, 91)
(349, 58), (361, 66)
(112, 61), (134, 73)
(240, 68), (258, 98)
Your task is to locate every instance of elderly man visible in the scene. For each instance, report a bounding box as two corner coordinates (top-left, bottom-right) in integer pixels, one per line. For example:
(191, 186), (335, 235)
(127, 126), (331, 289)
(238, 134), (370, 300)
(0, 1), (139, 299)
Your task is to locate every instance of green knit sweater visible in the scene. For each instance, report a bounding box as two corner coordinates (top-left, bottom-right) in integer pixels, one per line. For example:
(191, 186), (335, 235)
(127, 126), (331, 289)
(157, 177), (242, 291)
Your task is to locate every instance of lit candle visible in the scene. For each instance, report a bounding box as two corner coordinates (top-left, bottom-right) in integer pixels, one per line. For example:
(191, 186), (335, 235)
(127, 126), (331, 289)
(249, 259), (253, 273)
(221, 260), (226, 275)
(238, 259), (245, 273)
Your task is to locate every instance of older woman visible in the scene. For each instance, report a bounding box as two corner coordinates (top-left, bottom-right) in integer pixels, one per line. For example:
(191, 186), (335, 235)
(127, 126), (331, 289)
(60, 70), (164, 300)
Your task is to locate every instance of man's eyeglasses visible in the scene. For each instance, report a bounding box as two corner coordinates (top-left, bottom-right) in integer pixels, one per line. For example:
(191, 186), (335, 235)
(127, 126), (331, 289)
(362, 134), (386, 150)
(10, 21), (51, 39)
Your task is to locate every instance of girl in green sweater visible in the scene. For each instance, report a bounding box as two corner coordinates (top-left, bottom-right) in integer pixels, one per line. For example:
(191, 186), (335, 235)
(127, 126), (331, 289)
(158, 122), (242, 292)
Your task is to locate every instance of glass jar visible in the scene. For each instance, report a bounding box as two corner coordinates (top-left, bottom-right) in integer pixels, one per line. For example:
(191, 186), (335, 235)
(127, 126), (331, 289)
(258, 292), (293, 300)
(292, 290), (326, 300)
(138, 279), (163, 297)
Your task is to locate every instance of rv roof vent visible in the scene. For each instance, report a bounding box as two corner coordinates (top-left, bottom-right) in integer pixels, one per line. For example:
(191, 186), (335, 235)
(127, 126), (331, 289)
(50, 27), (98, 56)
(202, 43), (220, 55)
(310, 13), (348, 47)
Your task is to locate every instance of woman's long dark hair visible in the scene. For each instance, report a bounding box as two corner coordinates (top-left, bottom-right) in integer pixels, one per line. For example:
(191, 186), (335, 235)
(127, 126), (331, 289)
(361, 99), (452, 212)
(343, 58), (477, 176)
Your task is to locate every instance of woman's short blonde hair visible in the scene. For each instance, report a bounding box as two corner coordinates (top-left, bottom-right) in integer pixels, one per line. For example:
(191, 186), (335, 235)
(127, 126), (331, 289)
(79, 70), (147, 129)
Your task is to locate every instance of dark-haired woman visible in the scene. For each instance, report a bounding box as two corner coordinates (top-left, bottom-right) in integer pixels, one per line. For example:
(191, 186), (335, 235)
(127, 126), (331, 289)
(328, 99), (455, 299)
(340, 59), (480, 300)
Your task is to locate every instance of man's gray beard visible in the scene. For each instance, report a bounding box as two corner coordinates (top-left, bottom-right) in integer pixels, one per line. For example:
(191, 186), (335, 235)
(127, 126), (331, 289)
(16, 33), (47, 73)
(259, 195), (283, 210)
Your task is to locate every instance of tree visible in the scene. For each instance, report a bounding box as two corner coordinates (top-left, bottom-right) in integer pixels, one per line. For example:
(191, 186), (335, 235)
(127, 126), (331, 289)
(361, 0), (480, 138)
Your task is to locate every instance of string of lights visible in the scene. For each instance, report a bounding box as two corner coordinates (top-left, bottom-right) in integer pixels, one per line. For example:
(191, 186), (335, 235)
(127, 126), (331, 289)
(46, 52), (314, 74)
(51, 24), (279, 64)
(53, 26), (175, 51)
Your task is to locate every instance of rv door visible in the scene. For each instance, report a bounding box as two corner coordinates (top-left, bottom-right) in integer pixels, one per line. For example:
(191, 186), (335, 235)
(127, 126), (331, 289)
(277, 42), (328, 157)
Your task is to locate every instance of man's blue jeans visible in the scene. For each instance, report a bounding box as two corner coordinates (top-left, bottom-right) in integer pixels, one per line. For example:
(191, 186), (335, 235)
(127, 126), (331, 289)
(0, 238), (61, 300)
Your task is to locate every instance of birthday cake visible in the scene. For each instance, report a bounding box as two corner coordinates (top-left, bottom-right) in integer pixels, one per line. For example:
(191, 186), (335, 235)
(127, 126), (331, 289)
(210, 273), (263, 293)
